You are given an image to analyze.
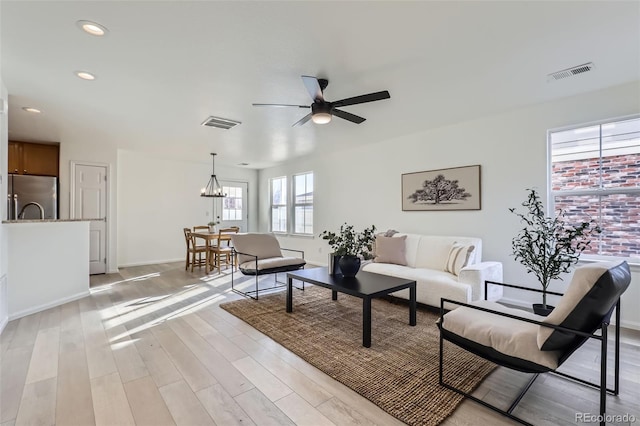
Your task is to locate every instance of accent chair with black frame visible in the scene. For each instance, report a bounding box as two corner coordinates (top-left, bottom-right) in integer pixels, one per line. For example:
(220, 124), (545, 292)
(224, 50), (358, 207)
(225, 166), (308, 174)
(231, 233), (306, 299)
(438, 260), (631, 426)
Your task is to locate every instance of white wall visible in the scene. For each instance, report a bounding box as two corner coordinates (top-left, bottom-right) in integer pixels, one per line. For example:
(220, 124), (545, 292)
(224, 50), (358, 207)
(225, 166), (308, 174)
(259, 81), (640, 329)
(0, 79), (8, 332)
(117, 149), (258, 267)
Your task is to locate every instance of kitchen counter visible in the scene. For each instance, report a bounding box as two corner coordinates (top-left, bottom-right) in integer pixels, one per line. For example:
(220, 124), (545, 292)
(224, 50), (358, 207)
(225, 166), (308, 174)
(2, 218), (103, 224)
(5, 220), (90, 319)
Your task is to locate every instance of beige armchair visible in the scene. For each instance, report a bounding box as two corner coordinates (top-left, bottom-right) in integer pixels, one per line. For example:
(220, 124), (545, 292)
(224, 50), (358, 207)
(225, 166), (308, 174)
(231, 233), (306, 299)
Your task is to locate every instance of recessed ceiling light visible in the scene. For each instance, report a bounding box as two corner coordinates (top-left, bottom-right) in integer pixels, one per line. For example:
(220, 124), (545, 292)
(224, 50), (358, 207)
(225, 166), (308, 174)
(75, 71), (96, 80)
(76, 20), (108, 36)
(22, 107), (41, 113)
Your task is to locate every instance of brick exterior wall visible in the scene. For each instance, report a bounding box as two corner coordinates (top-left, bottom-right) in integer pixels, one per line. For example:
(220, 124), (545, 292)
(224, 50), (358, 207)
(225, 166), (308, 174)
(552, 153), (640, 258)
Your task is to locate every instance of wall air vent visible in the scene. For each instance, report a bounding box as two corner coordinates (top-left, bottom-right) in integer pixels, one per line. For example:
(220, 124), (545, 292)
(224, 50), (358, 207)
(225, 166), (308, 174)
(201, 116), (241, 130)
(547, 62), (595, 81)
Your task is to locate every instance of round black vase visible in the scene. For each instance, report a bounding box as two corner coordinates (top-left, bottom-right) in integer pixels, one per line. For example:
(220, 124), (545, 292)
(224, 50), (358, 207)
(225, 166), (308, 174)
(338, 255), (361, 278)
(533, 303), (555, 316)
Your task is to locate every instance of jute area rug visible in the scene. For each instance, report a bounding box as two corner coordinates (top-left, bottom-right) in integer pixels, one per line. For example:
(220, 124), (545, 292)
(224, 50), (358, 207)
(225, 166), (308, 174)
(220, 285), (496, 426)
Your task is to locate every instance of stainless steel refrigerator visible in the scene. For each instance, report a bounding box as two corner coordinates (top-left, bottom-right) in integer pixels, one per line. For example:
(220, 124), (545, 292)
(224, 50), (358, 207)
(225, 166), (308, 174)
(7, 174), (58, 220)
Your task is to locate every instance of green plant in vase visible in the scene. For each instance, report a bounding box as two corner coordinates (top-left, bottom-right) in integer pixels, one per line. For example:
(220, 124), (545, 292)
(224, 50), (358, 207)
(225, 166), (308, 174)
(320, 223), (377, 277)
(509, 188), (601, 315)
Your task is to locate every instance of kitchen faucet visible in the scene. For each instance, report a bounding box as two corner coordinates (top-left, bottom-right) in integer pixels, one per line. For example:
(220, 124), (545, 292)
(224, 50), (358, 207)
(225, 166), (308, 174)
(18, 201), (45, 220)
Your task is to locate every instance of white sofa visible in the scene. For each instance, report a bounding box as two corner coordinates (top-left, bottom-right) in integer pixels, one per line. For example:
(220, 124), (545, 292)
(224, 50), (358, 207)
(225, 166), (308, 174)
(362, 233), (503, 307)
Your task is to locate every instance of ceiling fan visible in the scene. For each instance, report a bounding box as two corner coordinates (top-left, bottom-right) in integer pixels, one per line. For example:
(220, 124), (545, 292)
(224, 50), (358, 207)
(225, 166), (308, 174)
(253, 75), (391, 127)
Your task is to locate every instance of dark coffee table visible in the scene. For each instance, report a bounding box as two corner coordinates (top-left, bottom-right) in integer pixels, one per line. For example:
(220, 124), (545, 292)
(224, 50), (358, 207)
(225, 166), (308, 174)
(286, 267), (416, 347)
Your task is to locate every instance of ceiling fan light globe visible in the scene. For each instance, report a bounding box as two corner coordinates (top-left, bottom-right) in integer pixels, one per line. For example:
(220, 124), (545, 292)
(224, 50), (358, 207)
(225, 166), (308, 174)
(312, 112), (332, 124)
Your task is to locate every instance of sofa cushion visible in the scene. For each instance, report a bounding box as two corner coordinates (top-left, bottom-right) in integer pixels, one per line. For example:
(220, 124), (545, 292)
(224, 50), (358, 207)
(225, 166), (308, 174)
(442, 300), (560, 369)
(374, 235), (407, 265)
(413, 235), (481, 270)
(537, 260), (631, 351)
(444, 243), (475, 276)
(231, 233), (283, 265)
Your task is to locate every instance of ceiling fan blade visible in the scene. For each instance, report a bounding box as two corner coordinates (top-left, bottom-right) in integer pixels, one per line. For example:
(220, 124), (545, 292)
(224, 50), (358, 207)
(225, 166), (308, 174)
(333, 109), (366, 124)
(252, 103), (309, 108)
(332, 90), (390, 108)
(301, 75), (324, 102)
(292, 113), (313, 127)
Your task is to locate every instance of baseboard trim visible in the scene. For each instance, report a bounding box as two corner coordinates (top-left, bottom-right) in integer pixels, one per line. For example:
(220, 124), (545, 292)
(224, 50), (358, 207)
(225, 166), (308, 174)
(9, 291), (90, 321)
(118, 258), (183, 268)
(499, 296), (640, 331)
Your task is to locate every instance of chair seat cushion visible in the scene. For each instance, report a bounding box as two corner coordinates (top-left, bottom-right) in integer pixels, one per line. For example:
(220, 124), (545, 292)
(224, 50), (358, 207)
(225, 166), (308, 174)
(239, 256), (306, 275)
(441, 300), (562, 370)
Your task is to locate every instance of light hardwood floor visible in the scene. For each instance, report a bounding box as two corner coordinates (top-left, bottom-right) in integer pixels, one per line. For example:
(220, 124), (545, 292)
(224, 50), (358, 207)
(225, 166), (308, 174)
(1, 262), (638, 426)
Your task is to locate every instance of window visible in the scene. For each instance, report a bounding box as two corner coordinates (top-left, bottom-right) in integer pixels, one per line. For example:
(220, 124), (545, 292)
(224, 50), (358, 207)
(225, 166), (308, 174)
(270, 176), (287, 233)
(549, 115), (640, 261)
(222, 186), (243, 221)
(293, 172), (314, 234)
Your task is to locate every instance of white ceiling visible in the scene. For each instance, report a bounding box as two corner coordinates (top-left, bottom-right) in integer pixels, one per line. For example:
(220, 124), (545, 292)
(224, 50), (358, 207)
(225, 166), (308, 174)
(2, 1), (639, 169)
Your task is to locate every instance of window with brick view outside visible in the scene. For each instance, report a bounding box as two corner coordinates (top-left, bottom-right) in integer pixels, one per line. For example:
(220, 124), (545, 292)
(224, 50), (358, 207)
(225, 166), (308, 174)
(550, 116), (640, 261)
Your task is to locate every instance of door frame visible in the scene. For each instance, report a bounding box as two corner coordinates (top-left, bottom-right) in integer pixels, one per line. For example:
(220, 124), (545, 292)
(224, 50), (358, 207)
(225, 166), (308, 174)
(69, 160), (111, 272)
(219, 179), (249, 232)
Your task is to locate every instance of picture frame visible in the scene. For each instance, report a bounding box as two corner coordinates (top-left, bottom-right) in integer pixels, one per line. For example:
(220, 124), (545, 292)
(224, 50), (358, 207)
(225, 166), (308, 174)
(402, 165), (481, 211)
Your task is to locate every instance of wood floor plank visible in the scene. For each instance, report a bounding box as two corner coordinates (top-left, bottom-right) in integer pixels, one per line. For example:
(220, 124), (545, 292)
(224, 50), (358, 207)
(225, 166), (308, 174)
(151, 324), (217, 392)
(0, 345), (33, 424)
(183, 313), (248, 362)
(14, 377), (57, 426)
(275, 393), (336, 426)
(234, 388), (296, 426)
(38, 305), (61, 330)
(81, 307), (118, 379)
(196, 384), (256, 426)
(0, 320), (18, 356)
(59, 327), (85, 353)
(124, 376), (176, 426)
(232, 355), (293, 402)
(90, 372), (136, 426)
(8, 312), (41, 349)
(158, 380), (215, 426)
(56, 348), (95, 426)
(167, 317), (253, 396)
(231, 333), (333, 407)
(133, 329), (182, 388)
(25, 326), (60, 384)
(105, 324), (149, 383)
(59, 300), (82, 331)
(316, 397), (378, 426)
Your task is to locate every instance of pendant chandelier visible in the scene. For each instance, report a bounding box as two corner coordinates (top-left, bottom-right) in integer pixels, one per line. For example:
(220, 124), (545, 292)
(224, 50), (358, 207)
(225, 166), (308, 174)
(200, 153), (226, 198)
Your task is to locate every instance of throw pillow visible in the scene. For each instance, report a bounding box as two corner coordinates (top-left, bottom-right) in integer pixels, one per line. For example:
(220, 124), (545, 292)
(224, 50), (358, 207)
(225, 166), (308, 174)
(444, 243), (475, 276)
(373, 235), (407, 265)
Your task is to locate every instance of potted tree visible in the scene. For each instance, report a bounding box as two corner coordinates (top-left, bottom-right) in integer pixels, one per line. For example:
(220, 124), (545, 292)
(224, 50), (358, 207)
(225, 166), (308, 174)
(510, 188), (601, 316)
(320, 223), (377, 277)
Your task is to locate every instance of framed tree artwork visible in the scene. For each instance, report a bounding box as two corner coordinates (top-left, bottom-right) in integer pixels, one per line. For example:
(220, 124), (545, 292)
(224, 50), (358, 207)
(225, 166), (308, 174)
(402, 165), (481, 211)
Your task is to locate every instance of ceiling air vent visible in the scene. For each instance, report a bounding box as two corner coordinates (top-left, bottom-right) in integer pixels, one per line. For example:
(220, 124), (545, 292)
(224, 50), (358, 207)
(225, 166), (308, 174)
(201, 116), (241, 130)
(547, 62), (595, 81)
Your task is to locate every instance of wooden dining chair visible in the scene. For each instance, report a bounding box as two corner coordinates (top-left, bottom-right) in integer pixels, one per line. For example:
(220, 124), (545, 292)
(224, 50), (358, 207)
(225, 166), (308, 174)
(193, 225), (209, 232)
(183, 228), (207, 272)
(208, 227), (239, 274)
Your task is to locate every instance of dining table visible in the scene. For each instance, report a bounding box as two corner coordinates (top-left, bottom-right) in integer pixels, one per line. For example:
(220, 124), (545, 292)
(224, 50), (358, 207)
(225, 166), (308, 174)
(191, 231), (234, 274)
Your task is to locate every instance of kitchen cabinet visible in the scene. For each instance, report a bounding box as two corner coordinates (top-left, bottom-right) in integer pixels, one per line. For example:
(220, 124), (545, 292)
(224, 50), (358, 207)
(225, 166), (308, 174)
(8, 141), (59, 176)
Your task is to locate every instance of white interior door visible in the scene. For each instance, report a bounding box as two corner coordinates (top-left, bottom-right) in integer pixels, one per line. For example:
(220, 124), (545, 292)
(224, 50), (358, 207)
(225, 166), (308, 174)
(219, 181), (248, 232)
(73, 164), (107, 275)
